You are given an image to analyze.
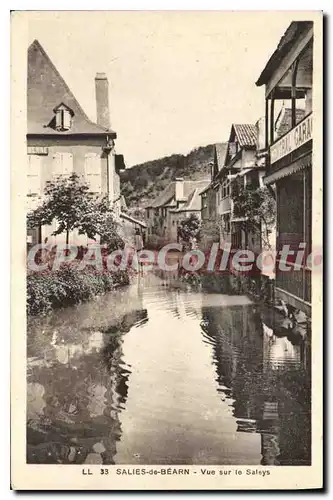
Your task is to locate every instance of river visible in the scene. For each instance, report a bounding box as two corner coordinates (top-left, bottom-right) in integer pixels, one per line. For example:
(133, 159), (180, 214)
(27, 271), (311, 466)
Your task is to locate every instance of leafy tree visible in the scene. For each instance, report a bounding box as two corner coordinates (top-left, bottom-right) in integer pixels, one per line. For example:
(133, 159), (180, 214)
(79, 196), (124, 252)
(27, 173), (123, 250)
(27, 173), (93, 246)
(177, 213), (201, 244)
(232, 180), (276, 249)
(200, 218), (221, 245)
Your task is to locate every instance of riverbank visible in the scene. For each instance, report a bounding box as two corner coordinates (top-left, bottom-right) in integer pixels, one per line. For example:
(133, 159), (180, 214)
(27, 264), (130, 316)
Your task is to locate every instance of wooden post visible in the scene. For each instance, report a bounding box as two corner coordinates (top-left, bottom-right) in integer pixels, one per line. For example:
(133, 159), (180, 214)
(303, 166), (311, 303)
(270, 90), (275, 144)
(265, 97), (269, 149)
(291, 59), (300, 128)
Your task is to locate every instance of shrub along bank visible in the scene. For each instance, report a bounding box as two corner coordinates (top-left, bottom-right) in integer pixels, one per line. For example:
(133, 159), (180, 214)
(27, 264), (130, 316)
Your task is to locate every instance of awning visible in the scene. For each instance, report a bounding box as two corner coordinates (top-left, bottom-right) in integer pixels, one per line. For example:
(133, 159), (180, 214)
(228, 168), (253, 180)
(264, 153), (312, 185)
(120, 212), (147, 228)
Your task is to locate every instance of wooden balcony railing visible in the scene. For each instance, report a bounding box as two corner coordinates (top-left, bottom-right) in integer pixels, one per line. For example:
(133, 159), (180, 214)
(269, 112), (313, 166)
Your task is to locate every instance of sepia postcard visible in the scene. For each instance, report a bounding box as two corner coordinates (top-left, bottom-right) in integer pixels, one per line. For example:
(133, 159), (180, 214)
(11, 10), (323, 490)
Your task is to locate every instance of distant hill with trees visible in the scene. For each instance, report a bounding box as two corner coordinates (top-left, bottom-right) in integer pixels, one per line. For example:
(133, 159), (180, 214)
(120, 144), (214, 211)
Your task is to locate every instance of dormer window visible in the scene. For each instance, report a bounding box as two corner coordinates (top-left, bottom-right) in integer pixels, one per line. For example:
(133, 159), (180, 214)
(53, 103), (74, 131)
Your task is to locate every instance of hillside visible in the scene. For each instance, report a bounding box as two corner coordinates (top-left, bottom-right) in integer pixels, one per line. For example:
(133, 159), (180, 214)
(120, 144), (214, 210)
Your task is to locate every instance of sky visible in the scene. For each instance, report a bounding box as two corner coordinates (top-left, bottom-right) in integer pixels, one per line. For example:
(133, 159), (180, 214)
(27, 11), (302, 167)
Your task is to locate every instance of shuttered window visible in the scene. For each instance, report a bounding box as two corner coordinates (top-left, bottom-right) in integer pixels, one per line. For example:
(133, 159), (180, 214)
(27, 155), (41, 195)
(84, 153), (101, 193)
(55, 108), (72, 131)
(52, 153), (73, 178)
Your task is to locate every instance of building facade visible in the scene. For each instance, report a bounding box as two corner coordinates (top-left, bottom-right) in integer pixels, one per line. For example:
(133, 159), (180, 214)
(145, 178), (210, 248)
(256, 21), (313, 317)
(27, 40), (122, 247)
(201, 126), (267, 255)
(200, 143), (228, 249)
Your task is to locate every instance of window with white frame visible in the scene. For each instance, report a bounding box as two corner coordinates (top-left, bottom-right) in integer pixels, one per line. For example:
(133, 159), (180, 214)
(27, 155), (41, 195)
(55, 107), (72, 131)
(221, 180), (230, 199)
(84, 153), (102, 193)
(53, 103), (74, 132)
(52, 152), (73, 178)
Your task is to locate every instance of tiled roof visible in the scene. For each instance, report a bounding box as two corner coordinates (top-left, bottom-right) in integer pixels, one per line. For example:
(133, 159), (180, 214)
(233, 124), (257, 148)
(147, 183), (175, 208)
(147, 180), (210, 209)
(275, 108), (305, 138)
(199, 182), (214, 195)
(176, 189), (197, 212)
(173, 185), (209, 212)
(28, 40), (116, 137)
(215, 143), (228, 171)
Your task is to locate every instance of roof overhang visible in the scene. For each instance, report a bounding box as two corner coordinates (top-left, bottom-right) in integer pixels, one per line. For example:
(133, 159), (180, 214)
(27, 131), (117, 139)
(227, 168), (254, 180)
(120, 212), (147, 228)
(199, 184), (213, 195)
(256, 21), (313, 87)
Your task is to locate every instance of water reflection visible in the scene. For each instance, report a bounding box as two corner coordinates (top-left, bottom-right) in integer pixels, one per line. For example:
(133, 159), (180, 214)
(27, 282), (148, 465)
(27, 272), (311, 465)
(201, 303), (311, 465)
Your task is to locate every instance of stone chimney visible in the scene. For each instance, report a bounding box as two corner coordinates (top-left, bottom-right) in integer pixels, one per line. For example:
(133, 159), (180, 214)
(95, 73), (110, 129)
(175, 177), (184, 200)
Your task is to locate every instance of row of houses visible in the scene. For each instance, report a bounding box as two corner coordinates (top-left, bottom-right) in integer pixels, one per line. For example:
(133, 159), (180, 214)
(145, 178), (210, 247)
(200, 121), (268, 254)
(26, 40), (146, 249)
(145, 21), (313, 321)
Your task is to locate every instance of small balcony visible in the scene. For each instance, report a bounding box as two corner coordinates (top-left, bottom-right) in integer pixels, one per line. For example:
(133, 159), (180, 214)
(269, 111), (313, 167)
(262, 37), (313, 172)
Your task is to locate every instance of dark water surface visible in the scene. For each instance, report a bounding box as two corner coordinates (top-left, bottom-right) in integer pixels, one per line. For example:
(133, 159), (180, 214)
(27, 272), (311, 465)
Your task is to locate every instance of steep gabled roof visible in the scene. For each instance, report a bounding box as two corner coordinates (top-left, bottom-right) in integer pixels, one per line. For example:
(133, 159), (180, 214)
(147, 183), (176, 208)
(275, 107), (306, 138)
(182, 188), (203, 211)
(215, 143), (228, 171)
(28, 40), (116, 137)
(233, 124), (257, 148)
(199, 182), (214, 195)
(146, 180), (210, 209)
(172, 181), (210, 212)
(53, 102), (75, 116)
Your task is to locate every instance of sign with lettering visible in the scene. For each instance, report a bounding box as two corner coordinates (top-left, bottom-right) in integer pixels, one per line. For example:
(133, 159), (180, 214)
(270, 113), (312, 164)
(27, 146), (49, 155)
